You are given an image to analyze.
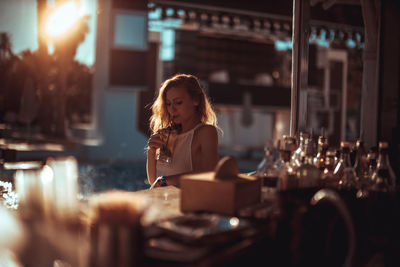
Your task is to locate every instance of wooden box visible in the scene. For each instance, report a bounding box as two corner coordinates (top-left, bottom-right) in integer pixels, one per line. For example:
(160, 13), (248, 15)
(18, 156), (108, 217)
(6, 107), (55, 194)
(180, 156), (261, 216)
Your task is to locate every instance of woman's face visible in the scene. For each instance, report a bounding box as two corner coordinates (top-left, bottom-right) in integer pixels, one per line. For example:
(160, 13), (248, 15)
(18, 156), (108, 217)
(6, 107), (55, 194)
(165, 86), (199, 127)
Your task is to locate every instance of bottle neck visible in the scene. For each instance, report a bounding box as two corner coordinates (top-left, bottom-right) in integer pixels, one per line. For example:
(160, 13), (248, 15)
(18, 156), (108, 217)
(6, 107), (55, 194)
(377, 149), (390, 168)
(340, 149), (352, 167)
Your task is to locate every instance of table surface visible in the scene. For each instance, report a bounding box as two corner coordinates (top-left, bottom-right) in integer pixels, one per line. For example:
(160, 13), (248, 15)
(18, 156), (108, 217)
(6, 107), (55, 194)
(128, 186), (273, 266)
(135, 186), (183, 226)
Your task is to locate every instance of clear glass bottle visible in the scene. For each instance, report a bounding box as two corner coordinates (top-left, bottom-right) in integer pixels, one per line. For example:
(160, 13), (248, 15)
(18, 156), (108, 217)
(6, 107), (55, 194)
(321, 149), (339, 188)
(256, 146), (278, 188)
(353, 140), (368, 179)
(353, 140), (370, 195)
(314, 135), (329, 171)
(366, 150), (378, 178)
(291, 132), (309, 168)
(370, 142), (396, 192)
(295, 138), (321, 188)
(334, 141), (358, 190)
(276, 136), (297, 191)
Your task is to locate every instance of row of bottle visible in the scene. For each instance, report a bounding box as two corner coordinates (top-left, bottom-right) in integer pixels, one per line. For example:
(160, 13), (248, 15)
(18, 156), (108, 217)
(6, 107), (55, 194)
(255, 132), (397, 194)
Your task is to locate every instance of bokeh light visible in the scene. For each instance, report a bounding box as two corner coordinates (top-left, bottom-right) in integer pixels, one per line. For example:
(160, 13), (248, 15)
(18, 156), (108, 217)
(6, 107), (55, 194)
(45, 1), (83, 39)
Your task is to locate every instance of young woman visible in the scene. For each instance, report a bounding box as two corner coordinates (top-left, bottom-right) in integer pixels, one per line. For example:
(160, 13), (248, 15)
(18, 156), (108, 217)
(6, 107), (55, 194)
(146, 74), (220, 188)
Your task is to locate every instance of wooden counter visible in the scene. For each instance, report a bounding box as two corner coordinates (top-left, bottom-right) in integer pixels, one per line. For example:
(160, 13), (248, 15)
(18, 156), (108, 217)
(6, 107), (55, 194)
(131, 186), (276, 266)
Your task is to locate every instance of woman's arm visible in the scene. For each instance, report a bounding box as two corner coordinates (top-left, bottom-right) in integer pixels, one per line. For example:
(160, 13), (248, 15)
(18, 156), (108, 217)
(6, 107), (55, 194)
(147, 148), (157, 185)
(146, 132), (164, 185)
(193, 125), (219, 172)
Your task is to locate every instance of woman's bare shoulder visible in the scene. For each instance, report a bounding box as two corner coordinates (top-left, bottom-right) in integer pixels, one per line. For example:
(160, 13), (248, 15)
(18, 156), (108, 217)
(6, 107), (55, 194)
(195, 124), (218, 136)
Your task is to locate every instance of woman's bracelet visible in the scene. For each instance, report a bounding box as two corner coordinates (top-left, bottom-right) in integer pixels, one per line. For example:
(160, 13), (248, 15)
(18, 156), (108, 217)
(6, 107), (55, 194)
(150, 176), (167, 189)
(156, 176), (167, 187)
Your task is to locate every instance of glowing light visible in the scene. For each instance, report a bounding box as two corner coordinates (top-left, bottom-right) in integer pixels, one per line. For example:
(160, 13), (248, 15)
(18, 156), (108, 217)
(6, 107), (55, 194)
(229, 217), (240, 227)
(41, 165), (54, 184)
(45, 1), (83, 38)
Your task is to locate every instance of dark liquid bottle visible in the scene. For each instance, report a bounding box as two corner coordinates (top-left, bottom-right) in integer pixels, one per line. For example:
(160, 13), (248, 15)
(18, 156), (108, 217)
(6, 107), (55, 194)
(256, 146), (278, 188)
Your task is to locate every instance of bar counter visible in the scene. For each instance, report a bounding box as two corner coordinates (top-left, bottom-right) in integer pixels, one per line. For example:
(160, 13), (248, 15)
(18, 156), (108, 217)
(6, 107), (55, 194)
(5, 183), (400, 267)
(136, 186), (400, 267)
(123, 186), (277, 267)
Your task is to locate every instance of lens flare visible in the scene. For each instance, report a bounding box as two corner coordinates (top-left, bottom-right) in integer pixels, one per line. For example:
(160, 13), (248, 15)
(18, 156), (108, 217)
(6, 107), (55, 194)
(45, 1), (82, 38)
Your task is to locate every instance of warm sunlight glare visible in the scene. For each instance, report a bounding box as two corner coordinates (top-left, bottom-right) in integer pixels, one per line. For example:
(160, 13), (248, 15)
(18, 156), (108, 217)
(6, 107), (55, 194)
(45, 1), (82, 38)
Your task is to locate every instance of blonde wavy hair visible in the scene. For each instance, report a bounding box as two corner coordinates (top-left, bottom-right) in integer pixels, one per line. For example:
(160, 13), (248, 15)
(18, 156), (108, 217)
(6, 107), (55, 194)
(149, 74), (218, 133)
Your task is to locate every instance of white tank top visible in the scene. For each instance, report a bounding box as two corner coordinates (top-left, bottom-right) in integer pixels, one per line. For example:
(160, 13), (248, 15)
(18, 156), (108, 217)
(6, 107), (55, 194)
(156, 124), (204, 177)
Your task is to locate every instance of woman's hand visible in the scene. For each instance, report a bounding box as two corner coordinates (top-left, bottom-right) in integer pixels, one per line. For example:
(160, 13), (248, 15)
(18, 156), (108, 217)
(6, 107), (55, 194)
(147, 131), (164, 152)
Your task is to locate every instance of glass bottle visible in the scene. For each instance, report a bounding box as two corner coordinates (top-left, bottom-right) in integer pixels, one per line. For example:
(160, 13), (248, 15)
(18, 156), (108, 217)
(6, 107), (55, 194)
(256, 146), (278, 188)
(353, 140), (368, 178)
(314, 135), (329, 171)
(276, 136), (297, 191)
(353, 140), (370, 193)
(291, 132), (309, 168)
(366, 150), (377, 178)
(334, 141), (358, 190)
(295, 138), (321, 188)
(370, 142), (396, 192)
(321, 149), (339, 188)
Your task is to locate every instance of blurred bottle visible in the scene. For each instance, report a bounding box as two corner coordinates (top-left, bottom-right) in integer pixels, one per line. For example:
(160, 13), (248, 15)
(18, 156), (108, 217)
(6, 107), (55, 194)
(256, 145), (278, 188)
(314, 135), (329, 171)
(321, 149), (339, 187)
(334, 141), (358, 190)
(276, 136), (297, 191)
(353, 140), (370, 194)
(366, 149), (378, 178)
(370, 142), (396, 192)
(295, 138), (321, 188)
(291, 132), (309, 168)
(308, 128), (318, 157)
(353, 140), (368, 178)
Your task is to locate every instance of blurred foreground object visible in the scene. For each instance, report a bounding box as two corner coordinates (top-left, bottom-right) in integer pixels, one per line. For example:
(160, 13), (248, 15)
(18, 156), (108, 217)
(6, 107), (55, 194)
(0, 206), (25, 267)
(88, 190), (149, 267)
(14, 156), (86, 267)
(181, 156), (261, 216)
